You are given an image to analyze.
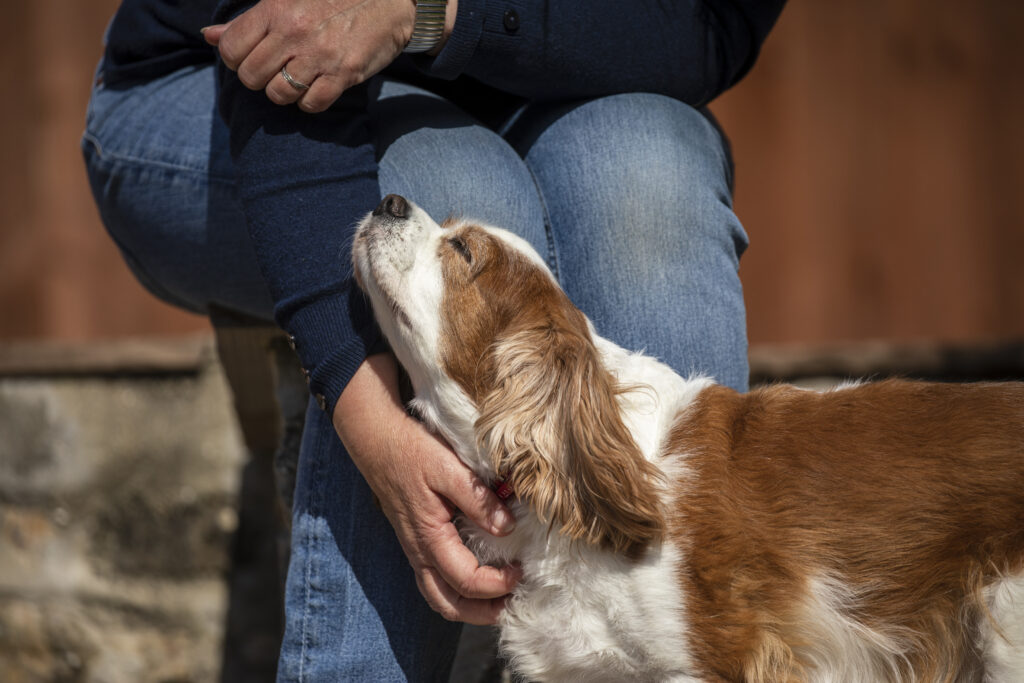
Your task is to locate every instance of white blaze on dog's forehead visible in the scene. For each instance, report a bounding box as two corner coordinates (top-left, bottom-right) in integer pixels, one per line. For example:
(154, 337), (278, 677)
(393, 208), (446, 359)
(404, 231), (444, 346)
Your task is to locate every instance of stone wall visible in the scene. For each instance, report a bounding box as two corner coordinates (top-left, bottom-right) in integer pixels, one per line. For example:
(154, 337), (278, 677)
(0, 339), (246, 683)
(1, 336), (1020, 682)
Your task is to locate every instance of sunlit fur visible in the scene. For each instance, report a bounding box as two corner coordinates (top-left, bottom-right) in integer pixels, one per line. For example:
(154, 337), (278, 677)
(476, 325), (665, 558)
(352, 197), (1024, 682)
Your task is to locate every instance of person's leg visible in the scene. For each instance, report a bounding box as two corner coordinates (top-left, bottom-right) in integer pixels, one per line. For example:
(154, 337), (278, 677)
(277, 395), (469, 682)
(83, 68), (541, 681)
(84, 65), (431, 680)
(505, 94), (750, 391)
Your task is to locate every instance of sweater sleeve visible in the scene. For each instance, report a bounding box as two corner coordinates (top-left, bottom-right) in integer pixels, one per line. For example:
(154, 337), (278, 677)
(214, 0), (385, 415)
(422, 0), (786, 105)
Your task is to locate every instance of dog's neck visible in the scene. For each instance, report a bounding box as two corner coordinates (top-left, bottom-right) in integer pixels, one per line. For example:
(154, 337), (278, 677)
(410, 333), (710, 491)
(409, 383), (485, 463)
(590, 336), (714, 462)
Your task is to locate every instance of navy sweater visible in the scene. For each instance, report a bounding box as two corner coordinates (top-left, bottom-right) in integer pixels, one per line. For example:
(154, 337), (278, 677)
(101, 0), (785, 412)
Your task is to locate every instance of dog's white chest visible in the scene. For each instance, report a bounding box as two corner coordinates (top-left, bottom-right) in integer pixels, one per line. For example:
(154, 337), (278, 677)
(489, 531), (698, 682)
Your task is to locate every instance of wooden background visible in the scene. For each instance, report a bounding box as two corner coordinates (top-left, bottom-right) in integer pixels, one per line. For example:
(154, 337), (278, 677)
(2, 0), (1022, 348)
(713, 1), (1024, 346)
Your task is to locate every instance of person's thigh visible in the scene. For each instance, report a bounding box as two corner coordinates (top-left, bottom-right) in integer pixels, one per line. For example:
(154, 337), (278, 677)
(83, 67), (539, 680)
(84, 67), (440, 681)
(370, 80), (547, 255)
(82, 64), (274, 320)
(507, 94), (750, 391)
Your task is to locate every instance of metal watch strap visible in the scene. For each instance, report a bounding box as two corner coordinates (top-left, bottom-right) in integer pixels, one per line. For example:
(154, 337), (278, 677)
(403, 0), (448, 54)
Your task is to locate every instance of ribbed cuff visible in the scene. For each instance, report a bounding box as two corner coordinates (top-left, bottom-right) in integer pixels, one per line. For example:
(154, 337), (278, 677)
(279, 286), (382, 416)
(416, 0), (487, 79)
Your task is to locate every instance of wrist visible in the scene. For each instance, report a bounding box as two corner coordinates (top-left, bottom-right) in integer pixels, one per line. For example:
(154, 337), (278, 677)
(430, 0), (458, 55)
(332, 353), (405, 450)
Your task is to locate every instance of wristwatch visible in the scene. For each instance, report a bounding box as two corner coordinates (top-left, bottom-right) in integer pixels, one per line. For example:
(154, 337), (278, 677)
(403, 0), (448, 54)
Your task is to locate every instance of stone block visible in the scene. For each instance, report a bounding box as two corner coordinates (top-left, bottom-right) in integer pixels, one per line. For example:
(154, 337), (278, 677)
(0, 349), (246, 683)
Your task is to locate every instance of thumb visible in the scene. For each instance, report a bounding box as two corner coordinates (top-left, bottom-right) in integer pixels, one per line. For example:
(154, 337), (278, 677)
(200, 23), (229, 46)
(444, 471), (517, 537)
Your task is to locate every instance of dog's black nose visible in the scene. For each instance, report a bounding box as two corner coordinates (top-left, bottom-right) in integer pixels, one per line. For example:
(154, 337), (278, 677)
(373, 194), (409, 219)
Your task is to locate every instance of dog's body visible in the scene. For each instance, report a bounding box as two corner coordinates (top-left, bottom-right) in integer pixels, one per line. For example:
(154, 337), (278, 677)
(353, 195), (1024, 682)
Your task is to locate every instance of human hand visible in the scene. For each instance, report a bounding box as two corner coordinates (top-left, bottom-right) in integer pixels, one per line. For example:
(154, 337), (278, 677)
(202, 0), (426, 112)
(333, 353), (520, 624)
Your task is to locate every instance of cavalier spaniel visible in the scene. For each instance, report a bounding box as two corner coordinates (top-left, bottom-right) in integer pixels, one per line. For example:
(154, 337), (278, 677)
(352, 194), (1024, 683)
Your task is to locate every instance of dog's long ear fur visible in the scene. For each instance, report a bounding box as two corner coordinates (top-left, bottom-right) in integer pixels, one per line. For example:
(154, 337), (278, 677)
(476, 324), (665, 558)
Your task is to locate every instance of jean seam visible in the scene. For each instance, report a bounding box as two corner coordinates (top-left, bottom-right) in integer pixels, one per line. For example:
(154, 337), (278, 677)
(81, 131), (104, 158)
(82, 132), (236, 184)
(519, 162), (560, 280)
(298, 416), (323, 683)
(298, 515), (311, 683)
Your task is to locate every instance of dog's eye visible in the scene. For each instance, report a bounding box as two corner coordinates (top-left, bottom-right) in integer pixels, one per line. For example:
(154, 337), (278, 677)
(448, 236), (473, 264)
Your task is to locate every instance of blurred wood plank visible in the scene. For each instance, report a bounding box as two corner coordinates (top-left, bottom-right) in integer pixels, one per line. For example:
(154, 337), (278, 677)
(712, 0), (1024, 345)
(749, 339), (1024, 385)
(0, 0), (208, 342)
(0, 335), (211, 376)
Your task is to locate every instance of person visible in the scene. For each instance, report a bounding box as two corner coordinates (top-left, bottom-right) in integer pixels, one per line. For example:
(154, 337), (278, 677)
(82, 0), (785, 679)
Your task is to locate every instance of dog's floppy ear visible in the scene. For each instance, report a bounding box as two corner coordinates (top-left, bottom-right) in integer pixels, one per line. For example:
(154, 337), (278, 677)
(476, 324), (664, 558)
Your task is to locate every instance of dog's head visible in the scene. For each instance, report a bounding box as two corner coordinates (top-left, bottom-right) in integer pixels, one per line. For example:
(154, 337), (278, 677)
(353, 195), (664, 556)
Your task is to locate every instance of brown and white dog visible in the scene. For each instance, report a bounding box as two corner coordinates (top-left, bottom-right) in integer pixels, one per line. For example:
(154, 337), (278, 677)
(352, 194), (1024, 683)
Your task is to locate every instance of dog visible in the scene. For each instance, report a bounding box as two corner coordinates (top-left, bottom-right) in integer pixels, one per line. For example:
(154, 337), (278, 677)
(352, 194), (1024, 682)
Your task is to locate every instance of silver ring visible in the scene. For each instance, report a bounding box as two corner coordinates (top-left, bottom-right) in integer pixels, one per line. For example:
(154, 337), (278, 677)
(281, 66), (310, 92)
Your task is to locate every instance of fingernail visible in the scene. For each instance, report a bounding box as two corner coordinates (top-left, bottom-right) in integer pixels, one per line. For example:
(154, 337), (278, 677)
(199, 26), (210, 34)
(491, 508), (516, 534)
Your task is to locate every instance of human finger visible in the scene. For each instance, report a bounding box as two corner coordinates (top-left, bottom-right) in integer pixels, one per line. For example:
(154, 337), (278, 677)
(426, 522), (521, 599)
(435, 465), (516, 538)
(417, 566), (509, 625)
(267, 62), (317, 105)
(216, 9), (270, 71)
(235, 33), (292, 91)
(200, 24), (228, 46)
(295, 73), (352, 113)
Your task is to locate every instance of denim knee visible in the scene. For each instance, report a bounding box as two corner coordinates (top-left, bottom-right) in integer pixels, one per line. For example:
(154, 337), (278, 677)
(517, 93), (746, 267)
(371, 80), (548, 257)
(82, 66), (274, 320)
(511, 93), (750, 390)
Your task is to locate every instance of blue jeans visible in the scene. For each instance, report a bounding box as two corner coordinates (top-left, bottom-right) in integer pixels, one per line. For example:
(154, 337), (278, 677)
(83, 67), (748, 682)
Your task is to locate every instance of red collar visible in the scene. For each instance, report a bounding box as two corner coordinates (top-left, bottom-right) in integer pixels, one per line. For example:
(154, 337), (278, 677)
(491, 475), (515, 501)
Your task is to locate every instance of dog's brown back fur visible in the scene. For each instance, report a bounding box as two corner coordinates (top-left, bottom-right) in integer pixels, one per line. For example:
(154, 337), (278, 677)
(668, 380), (1024, 682)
